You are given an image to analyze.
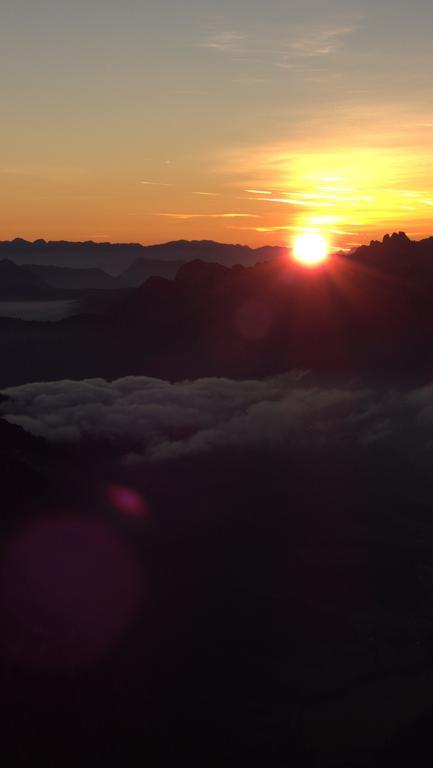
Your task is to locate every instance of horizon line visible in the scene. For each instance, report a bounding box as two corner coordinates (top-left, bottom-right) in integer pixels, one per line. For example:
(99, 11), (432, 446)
(0, 231), (423, 252)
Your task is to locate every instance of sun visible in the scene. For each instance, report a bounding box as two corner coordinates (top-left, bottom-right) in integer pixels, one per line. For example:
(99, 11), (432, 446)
(293, 233), (329, 267)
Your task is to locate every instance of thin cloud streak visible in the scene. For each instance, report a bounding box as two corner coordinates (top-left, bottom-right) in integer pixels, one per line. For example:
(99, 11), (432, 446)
(196, 22), (358, 71)
(141, 181), (174, 187)
(153, 213), (261, 220)
(192, 191), (222, 197)
(197, 31), (244, 51)
(265, 198), (332, 207)
(285, 25), (358, 59)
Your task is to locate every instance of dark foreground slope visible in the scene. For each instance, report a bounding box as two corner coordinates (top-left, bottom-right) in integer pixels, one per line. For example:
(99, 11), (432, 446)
(2, 233), (433, 386)
(2, 389), (433, 766)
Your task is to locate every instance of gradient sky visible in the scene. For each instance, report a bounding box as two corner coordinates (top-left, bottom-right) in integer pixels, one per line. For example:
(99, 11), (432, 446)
(2, 0), (433, 249)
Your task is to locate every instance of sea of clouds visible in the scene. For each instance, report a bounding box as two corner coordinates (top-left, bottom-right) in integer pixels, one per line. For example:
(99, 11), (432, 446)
(2, 373), (433, 464)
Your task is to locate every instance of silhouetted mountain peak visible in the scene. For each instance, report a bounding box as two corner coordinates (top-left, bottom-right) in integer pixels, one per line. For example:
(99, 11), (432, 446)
(347, 232), (433, 286)
(379, 231), (412, 252)
(11, 237), (30, 246)
(387, 231), (411, 243)
(367, 232), (411, 249)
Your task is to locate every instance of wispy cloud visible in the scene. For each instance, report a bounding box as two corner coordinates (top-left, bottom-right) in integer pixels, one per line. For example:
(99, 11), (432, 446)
(284, 25), (357, 60)
(192, 191), (222, 197)
(196, 22), (358, 71)
(263, 197), (332, 208)
(227, 225), (302, 234)
(141, 180), (173, 187)
(153, 213), (260, 220)
(197, 30), (244, 52)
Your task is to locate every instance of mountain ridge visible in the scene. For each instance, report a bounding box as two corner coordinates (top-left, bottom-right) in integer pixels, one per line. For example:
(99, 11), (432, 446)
(2, 232), (433, 385)
(0, 238), (286, 275)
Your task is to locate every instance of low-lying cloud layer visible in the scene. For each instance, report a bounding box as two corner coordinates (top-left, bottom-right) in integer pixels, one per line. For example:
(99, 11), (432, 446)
(1, 374), (433, 463)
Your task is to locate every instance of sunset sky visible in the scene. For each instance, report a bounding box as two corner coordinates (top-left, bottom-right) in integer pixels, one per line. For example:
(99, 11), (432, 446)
(2, 0), (433, 250)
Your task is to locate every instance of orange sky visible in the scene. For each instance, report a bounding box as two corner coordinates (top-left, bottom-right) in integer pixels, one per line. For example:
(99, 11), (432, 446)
(2, 0), (433, 251)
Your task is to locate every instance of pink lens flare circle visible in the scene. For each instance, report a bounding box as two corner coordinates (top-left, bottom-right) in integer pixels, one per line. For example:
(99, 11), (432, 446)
(0, 516), (144, 669)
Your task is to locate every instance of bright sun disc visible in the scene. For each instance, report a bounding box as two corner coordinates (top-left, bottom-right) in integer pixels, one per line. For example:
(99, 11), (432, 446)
(293, 233), (329, 267)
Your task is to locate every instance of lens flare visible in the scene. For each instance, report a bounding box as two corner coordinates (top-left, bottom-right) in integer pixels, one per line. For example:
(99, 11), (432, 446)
(107, 484), (149, 518)
(293, 233), (329, 267)
(0, 517), (143, 669)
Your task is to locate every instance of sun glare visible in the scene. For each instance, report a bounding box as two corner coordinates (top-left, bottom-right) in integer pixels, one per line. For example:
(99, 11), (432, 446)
(293, 233), (329, 267)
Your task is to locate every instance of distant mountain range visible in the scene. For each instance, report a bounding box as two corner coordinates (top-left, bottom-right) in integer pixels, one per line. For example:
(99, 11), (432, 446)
(1, 232), (433, 386)
(0, 239), (287, 297)
(3, 231), (433, 298)
(1, 238), (286, 275)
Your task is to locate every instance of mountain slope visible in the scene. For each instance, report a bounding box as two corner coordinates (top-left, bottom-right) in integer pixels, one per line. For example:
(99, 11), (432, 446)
(0, 259), (59, 300)
(109, 236), (433, 378)
(2, 233), (433, 385)
(118, 259), (186, 287)
(24, 264), (118, 290)
(350, 231), (433, 283)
